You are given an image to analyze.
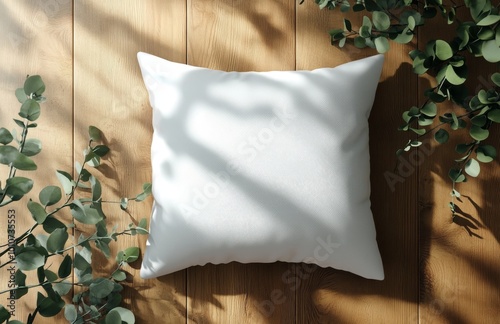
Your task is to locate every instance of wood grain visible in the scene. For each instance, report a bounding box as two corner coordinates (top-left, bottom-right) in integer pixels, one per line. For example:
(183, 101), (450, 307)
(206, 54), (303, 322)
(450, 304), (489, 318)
(1, 1), (498, 323)
(186, 0), (296, 323)
(417, 12), (500, 324)
(0, 1), (72, 322)
(296, 1), (419, 323)
(74, 1), (187, 323)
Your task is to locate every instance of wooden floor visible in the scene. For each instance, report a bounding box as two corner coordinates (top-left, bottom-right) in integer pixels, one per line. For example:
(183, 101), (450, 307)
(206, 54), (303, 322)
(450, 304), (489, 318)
(0, 1), (499, 323)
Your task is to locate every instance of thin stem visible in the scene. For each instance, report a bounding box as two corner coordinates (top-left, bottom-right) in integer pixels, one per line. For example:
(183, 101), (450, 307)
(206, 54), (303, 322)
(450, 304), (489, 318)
(0, 279), (82, 295)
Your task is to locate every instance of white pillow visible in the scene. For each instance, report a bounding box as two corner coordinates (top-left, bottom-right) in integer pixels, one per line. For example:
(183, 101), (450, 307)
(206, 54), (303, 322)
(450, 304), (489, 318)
(137, 52), (385, 280)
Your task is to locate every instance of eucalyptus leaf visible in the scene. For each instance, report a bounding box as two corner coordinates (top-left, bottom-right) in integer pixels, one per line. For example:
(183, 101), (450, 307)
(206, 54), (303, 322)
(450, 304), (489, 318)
(476, 145), (497, 163)
(64, 304), (78, 322)
(0, 128), (13, 145)
(21, 138), (42, 156)
(482, 39), (500, 63)
(465, 158), (480, 177)
(53, 280), (71, 297)
(89, 278), (115, 299)
(112, 270), (127, 282)
(5, 177), (33, 196)
(28, 200), (48, 224)
(487, 109), (500, 122)
(16, 250), (45, 271)
(374, 36), (390, 53)
(105, 310), (122, 324)
(107, 307), (135, 324)
(0, 305), (10, 322)
(36, 292), (64, 317)
(15, 88), (27, 103)
(421, 102), (437, 117)
(435, 40), (453, 60)
(20, 99), (41, 122)
(89, 125), (102, 142)
(39, 186), (62, 207)
(491, 72), (500, 87)
(24, 75), (45, 96)
(0, 145), (37, 170)
(42, 216), (67, 234)
(14, 270), (28, 299)
(477, 14), (500, 26)
(56, 170), (74, 195)
(373, 11), (391, 31)
(90, 175), (102, 202)
(58, 254), (72, 278)
(470, 125), (489, 141)
(434, 129), (449, 144)
(46, 228), (69, 253)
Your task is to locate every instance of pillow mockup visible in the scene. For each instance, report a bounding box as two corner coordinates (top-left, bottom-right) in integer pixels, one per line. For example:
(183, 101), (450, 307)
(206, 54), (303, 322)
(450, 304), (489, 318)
(137, 52), (385, 280)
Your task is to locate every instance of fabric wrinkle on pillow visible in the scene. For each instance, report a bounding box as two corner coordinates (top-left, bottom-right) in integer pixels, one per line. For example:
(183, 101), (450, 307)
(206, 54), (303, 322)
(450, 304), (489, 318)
(137, 52), (385, 280)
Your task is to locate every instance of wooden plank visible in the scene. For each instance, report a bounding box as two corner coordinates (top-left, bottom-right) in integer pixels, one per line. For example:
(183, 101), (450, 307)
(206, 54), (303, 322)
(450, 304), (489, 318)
(418, 14), (500, 324)
(296, 2), (419, 323)
(0, 1), (73, 323)
(186, 0), (296, 323)
(73, 1), (187, 323)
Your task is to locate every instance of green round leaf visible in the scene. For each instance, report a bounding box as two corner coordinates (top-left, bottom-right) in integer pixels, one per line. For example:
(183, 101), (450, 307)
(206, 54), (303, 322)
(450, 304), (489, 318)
(64, 304), (78, 322)
(374, 36), (390, 53)
(47, 228), (69, 253)
(89, 125), (102, 142)
(56, 170), (75, 195)
(482, 39), (500, 63)
(491, 72), (500, 87)
(373, 11), (391, 31)
(20, 99), (41, 121)
(421, 102), (437, 117)
(112, 270), (127, 282)
(107, 307), (135, 324)
(0, 145), (37, 171)
(354, 36), (367, 48)
(24, 75), (45, 96)
(394, 26), (413, 44)
(469, 125), (489, 141)
(16, 250), (45, 271)
(0, 305), (11, 322)
(93, 144), (110, 157)
(476, 145), (497, 163)
(28, 200), (48, 224)
(15, 88), (27, 103)
(39, 186), (62, 207)
(434, 129), (449, 144)
(43, 216), (67, 234)
(465, 158), (480, 177)
(445, 65), (467, 85)
(0, 127), (13, 144)
(487, 109), (500, 122)
(435, 40), (453, 60)
(58, 255), (73, 278)
(122, 247), (140, 263)
(54, 280), (72, 297)
(90, 278), (115, 299)
(477, 14), (500, 26)
(21, 138), (42, 157)
(5, 177), (33, 196)
(36, 292), (64, 317)
(105, 310), (122, 324)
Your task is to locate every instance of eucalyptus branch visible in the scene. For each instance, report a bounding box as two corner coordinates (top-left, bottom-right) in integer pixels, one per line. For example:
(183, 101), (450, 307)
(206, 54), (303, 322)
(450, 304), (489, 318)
(0, 279), (82, 296)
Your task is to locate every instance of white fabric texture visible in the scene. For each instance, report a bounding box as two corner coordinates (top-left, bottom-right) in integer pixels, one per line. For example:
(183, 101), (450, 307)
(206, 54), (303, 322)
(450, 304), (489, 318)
(138, 52), (385, 280)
